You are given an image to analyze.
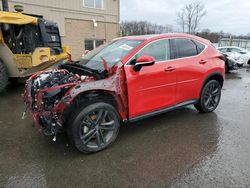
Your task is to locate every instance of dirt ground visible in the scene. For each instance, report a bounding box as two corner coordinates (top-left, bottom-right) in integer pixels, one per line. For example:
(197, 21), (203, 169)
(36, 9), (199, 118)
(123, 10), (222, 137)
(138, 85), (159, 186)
(1, 68), (250, 188)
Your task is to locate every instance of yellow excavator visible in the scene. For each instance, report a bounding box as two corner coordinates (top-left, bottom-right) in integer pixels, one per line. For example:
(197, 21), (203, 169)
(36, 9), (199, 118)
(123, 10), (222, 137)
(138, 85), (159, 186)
(0, 0), (70, 92)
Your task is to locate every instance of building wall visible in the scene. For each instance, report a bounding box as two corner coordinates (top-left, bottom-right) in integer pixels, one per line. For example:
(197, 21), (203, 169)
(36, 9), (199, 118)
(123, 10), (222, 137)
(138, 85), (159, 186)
(7, 0), (120, 58)
(63, 19), (118, 58)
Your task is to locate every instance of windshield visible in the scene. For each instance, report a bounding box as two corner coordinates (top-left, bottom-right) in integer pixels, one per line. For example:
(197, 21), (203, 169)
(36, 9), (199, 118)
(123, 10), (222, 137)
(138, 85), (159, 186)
(78, 39), (144, 71)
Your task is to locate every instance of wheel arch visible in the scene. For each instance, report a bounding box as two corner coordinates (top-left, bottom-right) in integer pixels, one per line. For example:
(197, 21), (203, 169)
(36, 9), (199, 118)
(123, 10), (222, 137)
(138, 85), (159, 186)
(203, 72), (224, 88)
(65, 89), (127, 122)
(198, 72), (224, 97)
(74, 90), (119, 107)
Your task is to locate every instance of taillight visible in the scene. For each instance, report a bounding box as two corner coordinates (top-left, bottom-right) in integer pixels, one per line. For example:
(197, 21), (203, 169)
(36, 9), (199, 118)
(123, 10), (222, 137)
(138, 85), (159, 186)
(219, 55), (226, 61)
(214, 54), (226, 61)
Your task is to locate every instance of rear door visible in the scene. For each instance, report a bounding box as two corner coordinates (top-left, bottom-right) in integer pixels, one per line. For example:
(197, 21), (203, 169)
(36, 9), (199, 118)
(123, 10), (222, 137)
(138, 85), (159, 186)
(124, 39), (177, 118)
(170, 38), (208, 104)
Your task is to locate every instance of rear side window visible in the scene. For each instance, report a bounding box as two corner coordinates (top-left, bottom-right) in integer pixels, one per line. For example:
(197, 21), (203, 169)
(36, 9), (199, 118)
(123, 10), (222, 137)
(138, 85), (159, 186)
(172, 39), (205, 59)
(193, 40), (205, 54)
(173, 39), (197, 58)
(136, 39), (171, 62)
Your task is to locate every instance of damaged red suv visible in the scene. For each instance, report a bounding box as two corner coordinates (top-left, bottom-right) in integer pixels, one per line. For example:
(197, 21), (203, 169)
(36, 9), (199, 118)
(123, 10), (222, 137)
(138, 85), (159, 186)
(23, 34), (225, 153)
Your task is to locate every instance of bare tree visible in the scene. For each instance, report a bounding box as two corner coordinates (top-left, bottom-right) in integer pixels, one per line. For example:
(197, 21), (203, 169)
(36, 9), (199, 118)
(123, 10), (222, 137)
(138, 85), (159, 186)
(177, 10), (185, 32)
(120, 21), (173, 36)
(177, 1), (207, 34)
(192, 2), (207, 33)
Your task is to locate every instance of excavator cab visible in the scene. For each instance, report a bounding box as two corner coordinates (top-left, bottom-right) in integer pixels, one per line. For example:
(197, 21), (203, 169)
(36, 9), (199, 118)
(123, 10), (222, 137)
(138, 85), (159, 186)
(0, 0), (70, 92)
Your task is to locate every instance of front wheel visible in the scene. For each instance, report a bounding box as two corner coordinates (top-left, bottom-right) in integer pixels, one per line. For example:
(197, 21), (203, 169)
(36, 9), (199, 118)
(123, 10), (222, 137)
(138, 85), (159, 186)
(67, 102), (120, 153)
(194, 80), (221, 113)
(0, 61), (8, 93)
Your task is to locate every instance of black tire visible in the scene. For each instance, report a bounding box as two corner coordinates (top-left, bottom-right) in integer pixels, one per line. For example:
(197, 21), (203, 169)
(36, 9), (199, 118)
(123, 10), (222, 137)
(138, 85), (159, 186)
(237, 64), (244, 68)
(225, 64), (229, 73)
(0, 60), (8, 92)
(67, 102), (120, 153)
(194, 80), (221, 113)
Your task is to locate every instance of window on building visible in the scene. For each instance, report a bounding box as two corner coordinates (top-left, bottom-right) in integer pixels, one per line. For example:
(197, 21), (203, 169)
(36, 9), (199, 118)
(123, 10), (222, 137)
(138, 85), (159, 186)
(85, 39), (105, 51)
(95, 0), (103, 8)
(96, 40), (105, 47)
(83, 0), (104, 9)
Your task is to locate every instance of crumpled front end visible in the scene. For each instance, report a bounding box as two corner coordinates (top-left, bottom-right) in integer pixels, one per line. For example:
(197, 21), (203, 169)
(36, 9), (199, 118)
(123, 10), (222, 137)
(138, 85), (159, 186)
(23, 62), (128, 141)
(23, 69), (81, 138)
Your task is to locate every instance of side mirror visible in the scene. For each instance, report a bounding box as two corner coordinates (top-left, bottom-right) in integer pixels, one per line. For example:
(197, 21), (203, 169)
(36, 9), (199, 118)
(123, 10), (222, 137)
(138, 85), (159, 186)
(133, 55), (156, 72)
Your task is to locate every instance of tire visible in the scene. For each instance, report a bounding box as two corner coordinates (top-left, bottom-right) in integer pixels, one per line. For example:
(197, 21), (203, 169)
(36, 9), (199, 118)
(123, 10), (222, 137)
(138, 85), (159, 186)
(237, 63), (244, 68)
(67, 102), (120, 153)
(194, 80), (221, 113)
(0, 60), (8, 92)
(225, 64), (229, 73)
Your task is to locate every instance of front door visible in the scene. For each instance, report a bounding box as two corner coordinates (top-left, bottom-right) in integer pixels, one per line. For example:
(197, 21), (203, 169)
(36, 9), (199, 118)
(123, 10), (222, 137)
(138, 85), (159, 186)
(124, 39), (177, 118)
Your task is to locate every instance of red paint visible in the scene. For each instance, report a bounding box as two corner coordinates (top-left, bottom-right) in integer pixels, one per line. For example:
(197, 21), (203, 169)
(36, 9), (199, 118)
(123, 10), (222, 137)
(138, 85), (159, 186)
(24, 33), (225, 128)
(136, 55), (156, 63)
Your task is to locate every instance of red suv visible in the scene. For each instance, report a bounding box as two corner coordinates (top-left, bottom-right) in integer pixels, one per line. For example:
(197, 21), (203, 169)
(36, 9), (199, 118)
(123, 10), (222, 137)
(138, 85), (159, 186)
(23, 34), (225, 153)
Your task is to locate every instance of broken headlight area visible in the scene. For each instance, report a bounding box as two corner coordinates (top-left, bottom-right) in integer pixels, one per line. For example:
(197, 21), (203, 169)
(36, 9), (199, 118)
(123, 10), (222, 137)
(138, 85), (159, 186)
(22, 70), (79, 139)
(23, 62), (117, 140)
(28, 70), (79, 110)
(23, 68), (94, 138)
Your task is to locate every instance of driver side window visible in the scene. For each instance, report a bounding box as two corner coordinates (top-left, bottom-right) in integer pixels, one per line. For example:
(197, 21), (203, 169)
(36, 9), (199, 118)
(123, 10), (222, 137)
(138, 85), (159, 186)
(136, 39), (171, 62)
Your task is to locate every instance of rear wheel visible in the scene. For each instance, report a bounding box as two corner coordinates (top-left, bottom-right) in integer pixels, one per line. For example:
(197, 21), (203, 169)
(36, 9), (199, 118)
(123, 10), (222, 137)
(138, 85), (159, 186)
(0, 61), (8, 93)
(67, 102), (120, 153)
(237, 63), (244, 68)
(194, 80), (221, 113)
(225, 63), (229, 73)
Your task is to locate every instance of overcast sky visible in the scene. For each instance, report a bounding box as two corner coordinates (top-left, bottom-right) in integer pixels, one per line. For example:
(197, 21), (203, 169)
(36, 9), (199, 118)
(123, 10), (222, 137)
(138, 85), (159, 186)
(121, 0), (250, 35)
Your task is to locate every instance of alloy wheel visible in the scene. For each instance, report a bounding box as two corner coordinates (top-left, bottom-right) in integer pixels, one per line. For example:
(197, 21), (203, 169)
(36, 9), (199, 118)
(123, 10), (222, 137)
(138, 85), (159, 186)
(203, 82), (221, 111)
(79, 109), (116, 149)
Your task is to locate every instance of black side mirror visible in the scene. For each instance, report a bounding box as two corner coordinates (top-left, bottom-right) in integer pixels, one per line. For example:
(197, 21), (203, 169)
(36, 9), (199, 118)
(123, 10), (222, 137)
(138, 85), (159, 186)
(239, 51), (247, 54)
(133, 55), (156, 72)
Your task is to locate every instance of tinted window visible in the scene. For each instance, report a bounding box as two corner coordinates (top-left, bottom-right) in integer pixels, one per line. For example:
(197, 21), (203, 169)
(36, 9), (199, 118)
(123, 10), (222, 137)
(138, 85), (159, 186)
(136, 39), (170, 62)
(193, 40), (205, 54)
(174, 39), (198, 58)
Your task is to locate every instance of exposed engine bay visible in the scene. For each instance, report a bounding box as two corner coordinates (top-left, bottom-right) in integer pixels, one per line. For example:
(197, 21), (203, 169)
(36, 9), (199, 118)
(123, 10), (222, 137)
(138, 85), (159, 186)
(23, 62), (127, 141)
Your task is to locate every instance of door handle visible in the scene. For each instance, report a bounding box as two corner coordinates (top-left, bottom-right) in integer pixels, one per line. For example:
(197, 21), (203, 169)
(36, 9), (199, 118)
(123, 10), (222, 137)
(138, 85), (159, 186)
(164, 67), (175, 72)
(199, 59), (207, 64)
